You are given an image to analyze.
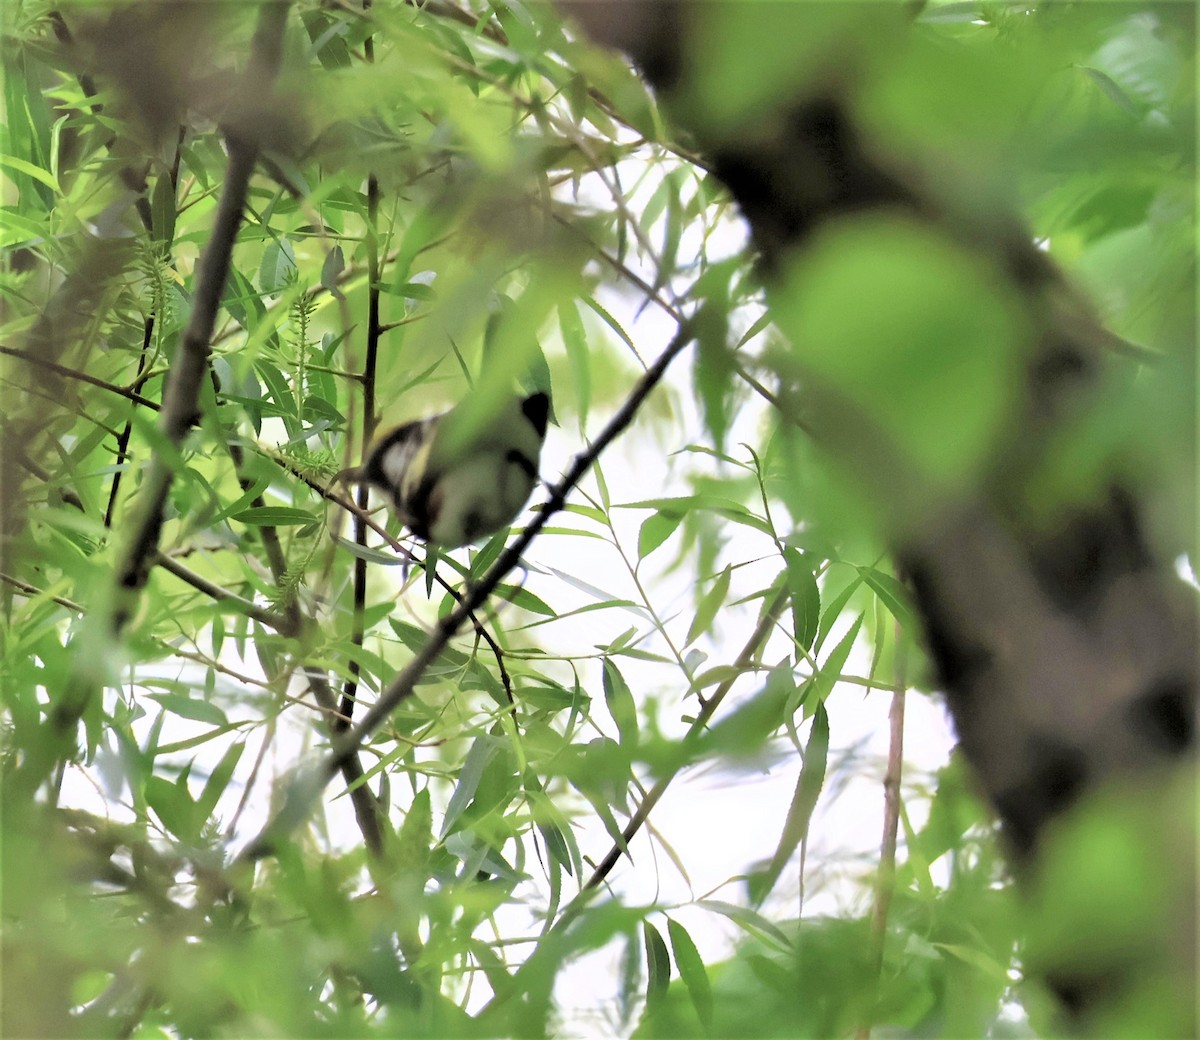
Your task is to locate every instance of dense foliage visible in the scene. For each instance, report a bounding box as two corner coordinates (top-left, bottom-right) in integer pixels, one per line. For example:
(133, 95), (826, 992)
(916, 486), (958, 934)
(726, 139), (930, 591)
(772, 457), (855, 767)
(1, 2), (1192, 1036)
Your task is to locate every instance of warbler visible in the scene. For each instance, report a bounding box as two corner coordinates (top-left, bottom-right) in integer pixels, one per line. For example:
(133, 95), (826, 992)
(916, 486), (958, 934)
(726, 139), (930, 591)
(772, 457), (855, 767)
(339, 391), (550, 547)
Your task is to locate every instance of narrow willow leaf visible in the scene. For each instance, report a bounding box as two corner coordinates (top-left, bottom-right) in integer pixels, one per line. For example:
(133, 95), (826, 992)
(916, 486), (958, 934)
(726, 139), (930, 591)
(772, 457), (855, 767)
(537, 821), (573, 877)
(642, 921), (671, 1013)
(693, 298), (733, 449)
(146, 694), (227, 727)
(815, 574), (862, 654)
(493, 584), (556, 617)
(808, 613), (863, 710)
(623, 495), (773, 536)
(667, 918), (713, 1031)
(687, 565), (731, 647)
(150, 172), (175, 248)
(617, 931), (644, 1031)
(320, 244), (345, 293)
(751, 702), (830, 905)
(195, 740), (244, 821)
(395, 788), (432, 873)
(558, 299), (591, 424)
(734, 309), (774, 349)
(783, 548), (821, 653)
(582, 294), (639, 361)
(638, 510), (682, 560)
(232, 506), (317, 526)
(331, 537), (408, 566)
(695, 659), (790, 761)
(441, 736), (496, 838)
(0, 153), (61, 194)
(602, 657), (639, 748)
(696, 899), (792, 952)
(526, 771), (583, 878)
(145, 774), (198, 842)
(387, 281), (437, 300)
(258, 238), (296, 294)
(859, 566), (915, 629)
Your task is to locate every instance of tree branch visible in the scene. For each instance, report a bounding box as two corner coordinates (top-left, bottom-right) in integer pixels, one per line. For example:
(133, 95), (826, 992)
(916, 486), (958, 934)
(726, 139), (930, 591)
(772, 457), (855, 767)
(111, 1), (289, 632)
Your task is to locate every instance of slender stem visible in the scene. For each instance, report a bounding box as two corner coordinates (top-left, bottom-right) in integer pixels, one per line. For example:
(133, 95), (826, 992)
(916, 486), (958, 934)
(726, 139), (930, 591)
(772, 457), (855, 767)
(0, 344), (161, 411)
(155, 552), (295, 634)
(856, 619), (908, 1040)
(338, 166), (382, 730)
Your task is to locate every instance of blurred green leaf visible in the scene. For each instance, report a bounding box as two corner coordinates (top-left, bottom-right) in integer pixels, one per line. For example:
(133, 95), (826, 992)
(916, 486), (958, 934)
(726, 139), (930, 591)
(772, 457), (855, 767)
(667, 918), (713, 1031)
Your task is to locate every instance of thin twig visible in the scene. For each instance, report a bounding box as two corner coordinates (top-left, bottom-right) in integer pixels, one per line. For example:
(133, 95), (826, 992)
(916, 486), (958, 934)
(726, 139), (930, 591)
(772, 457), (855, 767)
(0, 344), (162, 411)
(155, 552), (295, 634)
(856, 619), (908, 1040)
(338, 162), (383, 730)
(0, 572), (85, 613)
(105, 318), (159, 527)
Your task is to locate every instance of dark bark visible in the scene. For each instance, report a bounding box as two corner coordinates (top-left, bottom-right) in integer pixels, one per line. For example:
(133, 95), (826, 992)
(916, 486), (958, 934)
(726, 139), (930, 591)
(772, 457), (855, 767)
(561, 3), (1197, 1032)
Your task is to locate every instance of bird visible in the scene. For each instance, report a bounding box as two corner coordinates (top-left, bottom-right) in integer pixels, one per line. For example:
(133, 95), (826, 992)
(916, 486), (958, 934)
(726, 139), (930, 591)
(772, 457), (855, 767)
(338, 391), (550, 548)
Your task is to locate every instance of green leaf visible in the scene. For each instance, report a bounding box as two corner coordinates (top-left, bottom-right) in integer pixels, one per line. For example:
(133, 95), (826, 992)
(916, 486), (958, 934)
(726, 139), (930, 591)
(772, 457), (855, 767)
(258, 238), (296, 294)
(667, 918), (713, 1031)
(150, 171), (176, 249)
(0, 153), (61, 194)
(233, 507), (318, 526)
(602, 658), (639, 748)
(624, 495), (773, 537)
(815, 573), (863, 653)
(387, 281), (437, 300)
(811, 613), (863, 708)
(859, 566), (914, 629)
(558, 299), (591, 424)
(772, 216), (1025, 487)
(582, 294), (639, 361)
(493, 584), (557, 617)
(332, 536), (409, 566)
(441, 735), (497, 838)
(687, 564), (731, 647)
(537, 819), (574, 877)
(145, 694), (228, 727)
(642, 921), (671, 1013)
(750, 702), (830, 905)
(638, 510), (682, 559)
(395, 788), (432, 874)
(253, 359), (301, 436)
(702, 658), (793, 757)
(320, 244), (345, 293)
(696, 899), (793, 953)
(388, 619), (471, 678)
(693, 290), (734, 449)
(195, 740), (244, 821)
(145, 774), (198, 842)
(525, 770), (582, 877)
(784, 548), (821, 653)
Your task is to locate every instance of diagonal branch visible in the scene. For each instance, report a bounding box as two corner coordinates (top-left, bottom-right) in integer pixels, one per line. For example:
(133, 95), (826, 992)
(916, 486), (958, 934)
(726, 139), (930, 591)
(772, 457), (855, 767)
(111, 2), (290, 634)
